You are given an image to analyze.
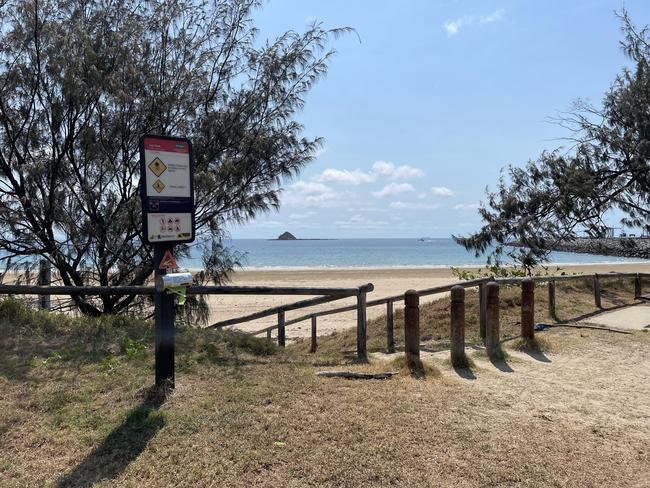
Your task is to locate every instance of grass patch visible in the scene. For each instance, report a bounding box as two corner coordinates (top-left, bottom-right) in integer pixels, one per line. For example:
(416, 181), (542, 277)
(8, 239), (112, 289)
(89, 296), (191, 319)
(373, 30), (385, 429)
(511, 335), (551, 353)
(387, 355), (440, 379)
(450, 352), (474, 370)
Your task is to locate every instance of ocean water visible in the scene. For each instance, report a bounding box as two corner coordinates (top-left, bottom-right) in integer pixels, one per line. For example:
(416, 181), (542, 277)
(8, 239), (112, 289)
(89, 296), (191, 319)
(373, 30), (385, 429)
(182, 238), (649, 270)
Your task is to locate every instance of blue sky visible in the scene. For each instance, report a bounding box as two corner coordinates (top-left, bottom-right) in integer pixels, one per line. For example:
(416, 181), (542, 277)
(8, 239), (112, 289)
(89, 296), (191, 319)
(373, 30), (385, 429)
(230, 0), (650, 239)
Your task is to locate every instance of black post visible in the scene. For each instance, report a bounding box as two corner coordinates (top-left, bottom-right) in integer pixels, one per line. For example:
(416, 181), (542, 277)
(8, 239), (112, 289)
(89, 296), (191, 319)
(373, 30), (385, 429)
(310, 315), (317, 353)
(154, 244), (175, 388)
(38, 259), (51, 310)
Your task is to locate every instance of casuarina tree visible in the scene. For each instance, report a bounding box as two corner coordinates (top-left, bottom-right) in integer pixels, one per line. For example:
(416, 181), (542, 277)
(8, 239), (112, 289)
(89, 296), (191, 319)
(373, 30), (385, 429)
(455, 11), (650, 270)
(0, 0), (348, 315)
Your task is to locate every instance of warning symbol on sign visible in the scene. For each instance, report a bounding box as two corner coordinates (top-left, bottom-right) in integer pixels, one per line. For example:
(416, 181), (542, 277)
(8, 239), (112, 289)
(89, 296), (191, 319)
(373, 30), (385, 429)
(148, 157), (167, 177)
(152, 180), (166, 193)
(159, 250), (178, 270)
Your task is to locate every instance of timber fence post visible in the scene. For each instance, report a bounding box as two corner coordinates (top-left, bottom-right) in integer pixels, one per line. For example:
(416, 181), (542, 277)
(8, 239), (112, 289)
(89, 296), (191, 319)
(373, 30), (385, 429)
(38, 259), (51, 311)
(486, 282), (501, 358)
(266, 329), (272, 342)
(386, 300), (395, 353)
(548, 279), (556, 320)
(634, 273), (642, 300)
(521, 278), (535, 340)
(357, 287), (368, 360)
(404, 290), (420, 365)
(594, 274), (602, 309)
(479, 281), (489, 342)
(277, 311), (286, 347)
(450, 285), (467, 368)
(310, 315), (317, 353)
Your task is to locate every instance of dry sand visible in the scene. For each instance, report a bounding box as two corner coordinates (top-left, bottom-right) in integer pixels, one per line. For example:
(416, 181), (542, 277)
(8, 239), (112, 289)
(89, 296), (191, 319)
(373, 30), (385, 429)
(210, 262), (650, 337)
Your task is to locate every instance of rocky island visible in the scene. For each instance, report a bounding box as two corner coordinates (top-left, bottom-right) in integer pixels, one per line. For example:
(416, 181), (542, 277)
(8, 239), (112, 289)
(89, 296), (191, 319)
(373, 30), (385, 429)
(277, 231), (297, 240)
(271, 232), (335, 241)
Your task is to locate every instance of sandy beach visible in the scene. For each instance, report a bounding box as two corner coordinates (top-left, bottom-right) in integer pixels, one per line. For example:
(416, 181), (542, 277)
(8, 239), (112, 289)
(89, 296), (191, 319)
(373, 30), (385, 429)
(209, 262), (650, 338)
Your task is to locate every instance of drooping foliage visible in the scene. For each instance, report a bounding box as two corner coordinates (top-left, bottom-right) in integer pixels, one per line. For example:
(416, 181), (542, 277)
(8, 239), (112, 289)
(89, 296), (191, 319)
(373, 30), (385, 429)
(455, 11), (650, 269)
(0, 0), (348, 314)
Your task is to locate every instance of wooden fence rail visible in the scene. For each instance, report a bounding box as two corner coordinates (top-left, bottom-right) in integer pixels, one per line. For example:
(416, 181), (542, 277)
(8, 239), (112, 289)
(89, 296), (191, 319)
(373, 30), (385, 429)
(0, 284), (366, 296)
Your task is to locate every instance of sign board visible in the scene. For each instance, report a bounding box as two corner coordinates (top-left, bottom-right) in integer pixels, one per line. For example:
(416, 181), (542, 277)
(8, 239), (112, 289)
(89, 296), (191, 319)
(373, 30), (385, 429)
(140, 135), (195, 244)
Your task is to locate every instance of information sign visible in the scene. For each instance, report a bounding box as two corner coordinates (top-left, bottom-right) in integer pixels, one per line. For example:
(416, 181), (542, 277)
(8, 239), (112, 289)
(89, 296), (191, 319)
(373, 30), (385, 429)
(139, 135), (195, 243)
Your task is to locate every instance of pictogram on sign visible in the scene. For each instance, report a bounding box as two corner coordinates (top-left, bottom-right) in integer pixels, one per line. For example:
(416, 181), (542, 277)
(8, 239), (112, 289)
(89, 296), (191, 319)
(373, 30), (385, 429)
(158, 250), (178, 270)
(148, 157), (167, 177)
(153, 180), (166, 193)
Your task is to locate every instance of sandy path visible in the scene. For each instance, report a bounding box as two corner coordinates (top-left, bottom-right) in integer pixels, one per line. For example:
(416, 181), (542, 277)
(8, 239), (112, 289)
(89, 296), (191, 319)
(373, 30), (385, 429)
(209, 263), (650, 338)
(582, 303), (650, 330)
(374, 327), (650, 483)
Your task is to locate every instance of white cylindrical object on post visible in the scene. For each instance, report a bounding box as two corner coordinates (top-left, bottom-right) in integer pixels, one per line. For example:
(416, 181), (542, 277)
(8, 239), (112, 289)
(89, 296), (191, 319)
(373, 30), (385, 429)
(156, 272), (193, 291)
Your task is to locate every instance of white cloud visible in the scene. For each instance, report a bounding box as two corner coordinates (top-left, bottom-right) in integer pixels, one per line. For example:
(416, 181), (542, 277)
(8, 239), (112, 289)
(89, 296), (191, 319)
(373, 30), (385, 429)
(389, 201), (441, 210)
(313, 168), (376, 185)
(283, 181), (349, 208)
(372, 161), (424, 180)
(373, 182), (415, 198)
(333, 214), (390, 230)
(288, 211), (316, 220)
(431, 186), (454, 197)
(250, 220), (284, 228)
(443, 9), (505, 36)
(454, 203), (480, 210)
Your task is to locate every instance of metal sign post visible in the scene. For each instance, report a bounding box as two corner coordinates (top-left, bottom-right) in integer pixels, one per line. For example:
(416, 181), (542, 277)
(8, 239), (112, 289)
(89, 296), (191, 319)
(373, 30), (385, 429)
(140, 135), (195, 388)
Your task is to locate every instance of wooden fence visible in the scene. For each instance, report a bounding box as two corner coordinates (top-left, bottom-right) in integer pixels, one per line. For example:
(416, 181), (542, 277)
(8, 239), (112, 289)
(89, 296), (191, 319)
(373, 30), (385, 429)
(247, 272), (648, 357)
(1, 272), (647, 362)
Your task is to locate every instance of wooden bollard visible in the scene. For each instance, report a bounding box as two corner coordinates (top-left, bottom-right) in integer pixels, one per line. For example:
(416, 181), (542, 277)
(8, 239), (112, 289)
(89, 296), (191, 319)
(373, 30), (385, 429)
(386, 300), (395, 353)
(310, 316), (317, 353)
(634, 274), (642, 299)
(404, 290), (420, 363)
(356, 290), (367, 360)
(521, 278), (535, 340)
(266, 329), (272, 341)
(479, 281), (488, 341)
(593, 274), (602, 309)
(485, 282), (500, 358)
(277, 311), (286, 347)
(450, 285), (467, 368)
(548, 279), (556, 320)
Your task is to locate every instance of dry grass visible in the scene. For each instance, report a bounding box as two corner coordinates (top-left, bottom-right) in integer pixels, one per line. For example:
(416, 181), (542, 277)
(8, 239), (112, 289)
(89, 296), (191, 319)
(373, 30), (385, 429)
(1, 281), (649, 487)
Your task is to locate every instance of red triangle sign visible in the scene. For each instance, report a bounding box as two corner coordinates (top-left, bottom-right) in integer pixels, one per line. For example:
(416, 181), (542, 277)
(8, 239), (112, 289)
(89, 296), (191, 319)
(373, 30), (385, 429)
(159, 250), (178, 270)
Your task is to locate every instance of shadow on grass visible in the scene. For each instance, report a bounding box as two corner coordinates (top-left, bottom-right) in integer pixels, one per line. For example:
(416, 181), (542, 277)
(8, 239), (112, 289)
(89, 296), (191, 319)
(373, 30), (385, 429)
(453, 366), (477, 380)
(520, 347), (551, 363)
(55, 385), (167, 488)
(489, 355), (515, 373)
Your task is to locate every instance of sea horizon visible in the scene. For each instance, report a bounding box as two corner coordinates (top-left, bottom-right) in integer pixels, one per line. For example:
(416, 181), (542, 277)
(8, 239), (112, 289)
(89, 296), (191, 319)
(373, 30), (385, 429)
(181, 237), (650, 270)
